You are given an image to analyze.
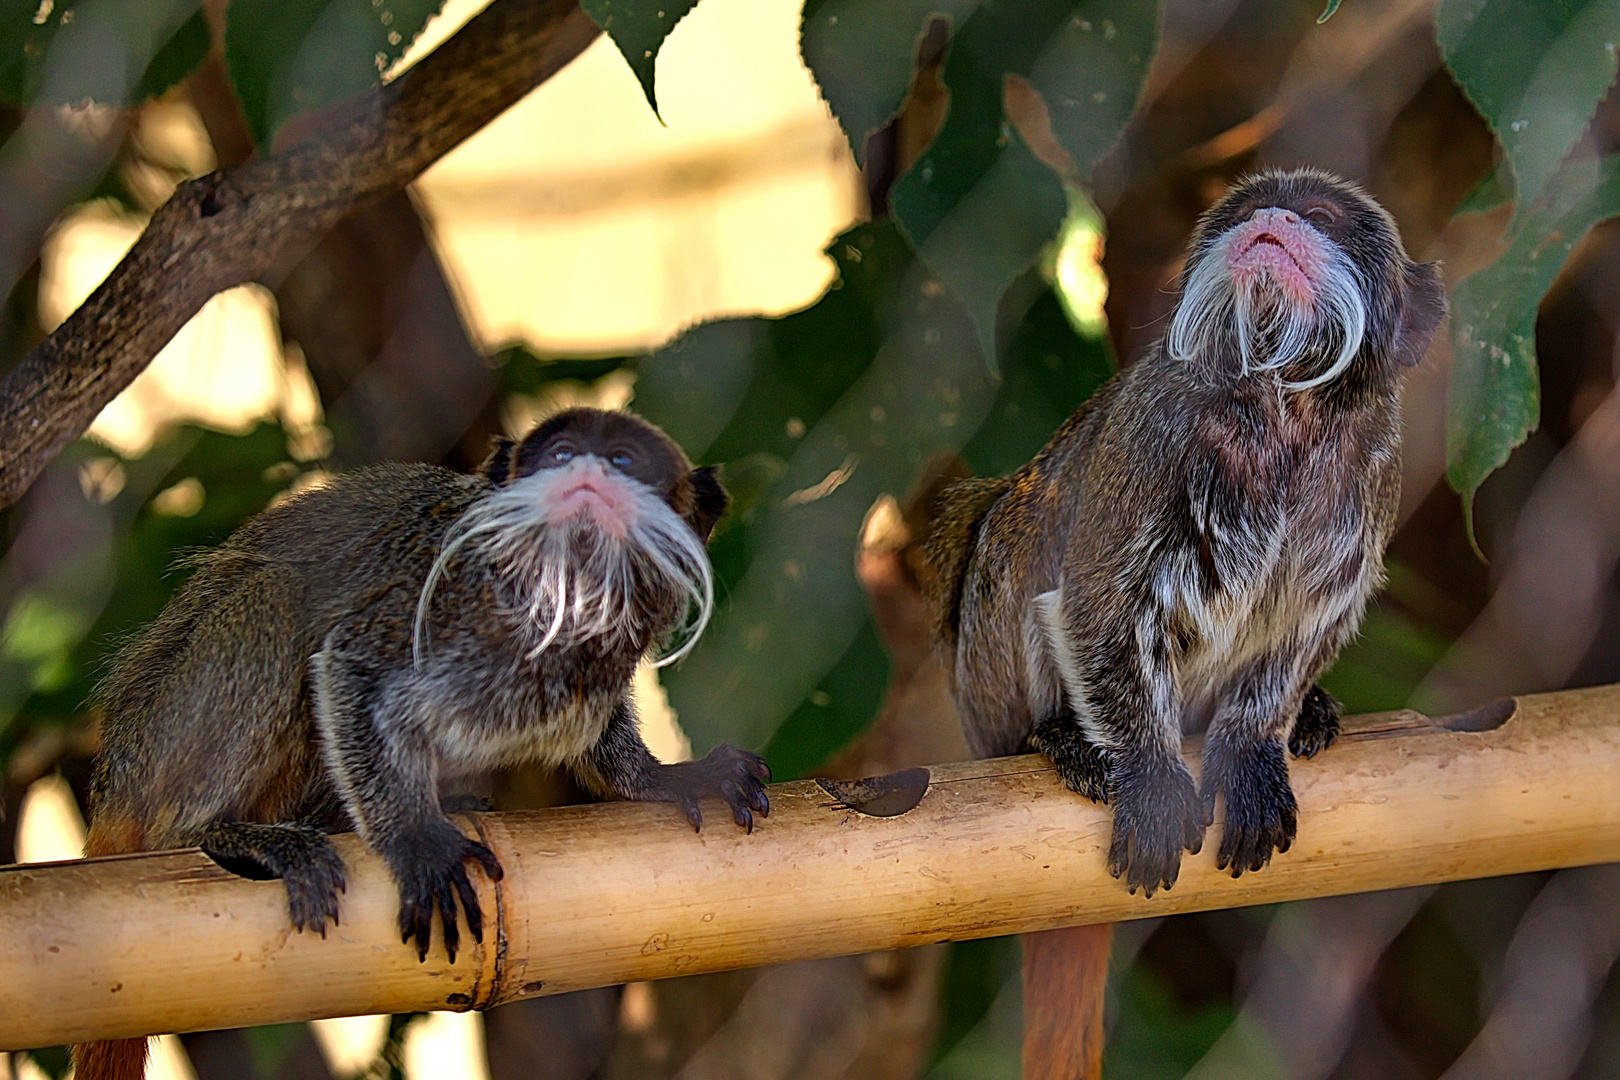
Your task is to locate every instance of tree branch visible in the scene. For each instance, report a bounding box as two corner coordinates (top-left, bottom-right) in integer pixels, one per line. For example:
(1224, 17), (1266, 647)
(5, 684), (1620, 1050)
(0, 0), (601, 508)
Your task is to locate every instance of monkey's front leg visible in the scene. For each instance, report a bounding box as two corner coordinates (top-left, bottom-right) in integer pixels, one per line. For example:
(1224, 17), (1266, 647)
(312, 650), (501, 963)
(1201, 657), (1308, 876)
(577, 700), (771, 831)
(1042, 632), (1209, 897)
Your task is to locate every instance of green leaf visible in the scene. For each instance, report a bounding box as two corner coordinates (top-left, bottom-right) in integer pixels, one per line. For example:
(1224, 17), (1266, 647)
(962, 282), (1112, 477)
(135, 9), (210, 101)
(928, 936), (1020, 1071)
(759, 617), (888, 780)
(1107, 963), (1241, 1079)
(492, 345), (635, 395)
(581, 0), (702, 116)
(1453, 161), (1515, 217)
(225, 0), (445, 147)
(1437, 0), (1620, 219)
(634, 219), (1109, 761)
(1446, 153), (1620, 542)
(799, 0), (980, 164)
(0, 0), (205, 106)
(1317, 0), (1342, 22)
(890, 0), (1157, 369)
(10, 423), (304, 735)
(635, 221), (985, 752)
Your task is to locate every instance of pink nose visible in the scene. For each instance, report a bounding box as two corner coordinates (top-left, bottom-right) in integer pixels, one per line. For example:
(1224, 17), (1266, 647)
(1250, 206), (1301, 226)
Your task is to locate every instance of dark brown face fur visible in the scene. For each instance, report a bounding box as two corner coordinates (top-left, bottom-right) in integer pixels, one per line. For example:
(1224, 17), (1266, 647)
(1183, 169), (1447, 381)
(483, 408), (728, 542)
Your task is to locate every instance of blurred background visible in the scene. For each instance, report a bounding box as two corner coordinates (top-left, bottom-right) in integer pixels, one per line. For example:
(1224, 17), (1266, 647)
(2, 0), (1619, 1077)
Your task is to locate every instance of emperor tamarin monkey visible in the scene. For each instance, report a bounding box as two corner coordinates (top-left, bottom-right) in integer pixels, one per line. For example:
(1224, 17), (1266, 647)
(81, 407), (765, 963)
(926, 170), (1446, 897)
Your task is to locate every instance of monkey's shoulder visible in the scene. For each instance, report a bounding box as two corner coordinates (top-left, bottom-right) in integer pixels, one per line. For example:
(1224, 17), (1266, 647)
(215, 463), (484, 564)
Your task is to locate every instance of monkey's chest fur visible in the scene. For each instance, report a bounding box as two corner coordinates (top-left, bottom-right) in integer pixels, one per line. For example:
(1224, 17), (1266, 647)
(954, 366), (1400, 755)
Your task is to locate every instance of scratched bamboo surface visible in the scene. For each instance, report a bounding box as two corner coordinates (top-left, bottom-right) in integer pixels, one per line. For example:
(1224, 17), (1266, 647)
(4, 683), (1620, 1050)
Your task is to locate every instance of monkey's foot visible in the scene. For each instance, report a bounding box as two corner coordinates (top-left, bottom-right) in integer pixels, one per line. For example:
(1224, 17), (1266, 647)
(1288, 685), (1341, 759)
(197, 820), (348, 936)
(1202, 739), (1298, 876)
(1105, 753), (1209, 898)
(653, 745), (772, 832)
(387, 823), (504, 964)
(1028, 719), (1110, 804)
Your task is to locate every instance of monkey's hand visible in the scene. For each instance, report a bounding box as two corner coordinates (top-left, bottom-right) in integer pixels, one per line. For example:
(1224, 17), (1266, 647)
(1028, 719), (1110, 803)
(1105, 752), (1209, 897)
(384, 821), (504, 964)
(1288, 685), (1341, 759)
(651, 745), (772, 832)
(1202, 738), (1298, 877)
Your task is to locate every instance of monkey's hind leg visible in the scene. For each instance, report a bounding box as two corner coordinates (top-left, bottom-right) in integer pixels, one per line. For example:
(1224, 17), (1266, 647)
(579, 700), (771, 832)
(192, 820), (347, 934)
(1028, 714), (1110, 804)
(1287, 684), (1341, 759)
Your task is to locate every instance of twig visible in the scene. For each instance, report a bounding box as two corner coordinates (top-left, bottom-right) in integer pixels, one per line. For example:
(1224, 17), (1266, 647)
(0, 0), (601, 508)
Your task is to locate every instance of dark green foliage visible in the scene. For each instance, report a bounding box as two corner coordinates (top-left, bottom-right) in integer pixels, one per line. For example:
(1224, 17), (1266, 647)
(0, 1), (207, 107)
(1445, 154), (1620, 547)
(581, 0), (703, 116)
(631, 220), (1111, 768)
(224, 0), (446, 147)
(928, 935), (1021, 1071)
(2, 423), (307, 755)
(493, 345), (636, 396)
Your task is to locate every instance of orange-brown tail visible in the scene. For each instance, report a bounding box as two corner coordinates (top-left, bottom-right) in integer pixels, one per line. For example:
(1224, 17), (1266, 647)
(1022, 923), (1112, 1080)
(74, 814), (153, 1080)
(73, 1038), (150, 1080)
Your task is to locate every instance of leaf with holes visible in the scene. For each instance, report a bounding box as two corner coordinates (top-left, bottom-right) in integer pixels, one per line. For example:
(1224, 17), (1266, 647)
(225, 0), (446, 147)
(0, 0), (207, 106)
(890, 0), (1157, 370)
(581, 0), (702, 116)
(1447, 153), (1620, 545)
(1437, 0), (1620, 219)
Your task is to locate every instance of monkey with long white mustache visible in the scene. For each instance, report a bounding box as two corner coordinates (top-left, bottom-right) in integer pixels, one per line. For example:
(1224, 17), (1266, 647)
(413, 456), (716, 667)
(1166, 208), (1368, 391)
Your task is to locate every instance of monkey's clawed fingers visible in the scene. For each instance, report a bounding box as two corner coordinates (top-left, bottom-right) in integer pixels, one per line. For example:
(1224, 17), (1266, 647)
(1288, 685), (1342, 759)
(1204, 740), (1298, 877)
(1105, 754), (1209, 898)
(392, 829), (504, 964)
(285, 840), (349, 937)
(655, 744), (771, 834)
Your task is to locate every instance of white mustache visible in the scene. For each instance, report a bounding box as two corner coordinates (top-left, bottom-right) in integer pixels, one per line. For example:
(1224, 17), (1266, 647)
(1166, 228), (1368, 391)
(413, 462), (715, 668)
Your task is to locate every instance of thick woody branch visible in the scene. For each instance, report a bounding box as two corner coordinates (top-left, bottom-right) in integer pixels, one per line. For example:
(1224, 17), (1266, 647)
(4, 683), (1620, 1050)
(0, 0), (601, 508)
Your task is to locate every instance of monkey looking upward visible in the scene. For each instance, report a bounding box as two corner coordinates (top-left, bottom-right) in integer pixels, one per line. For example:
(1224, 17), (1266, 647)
(79, 408), (769, 1080)
(923, 170), (1445, 1080)
(927, 169), (1447, 894)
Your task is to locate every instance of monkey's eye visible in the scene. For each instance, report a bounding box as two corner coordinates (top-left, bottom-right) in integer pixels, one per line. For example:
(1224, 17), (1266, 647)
(1304, 205), (1338, 228)
(609, 449), (635, 469)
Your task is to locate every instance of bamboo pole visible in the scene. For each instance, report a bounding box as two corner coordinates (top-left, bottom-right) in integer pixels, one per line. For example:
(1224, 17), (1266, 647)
(5, 684), (1620, 1050)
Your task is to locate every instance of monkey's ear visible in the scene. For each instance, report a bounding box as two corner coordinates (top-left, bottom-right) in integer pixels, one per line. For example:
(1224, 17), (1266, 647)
(1393, 261), (1448, 367)
(687, 465), (729, 542)
(482, 436), (518, 485)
